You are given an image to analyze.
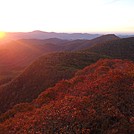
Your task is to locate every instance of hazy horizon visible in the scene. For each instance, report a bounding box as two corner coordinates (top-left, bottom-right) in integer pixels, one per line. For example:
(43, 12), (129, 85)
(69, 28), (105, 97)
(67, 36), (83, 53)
(1, 30), (134, 35)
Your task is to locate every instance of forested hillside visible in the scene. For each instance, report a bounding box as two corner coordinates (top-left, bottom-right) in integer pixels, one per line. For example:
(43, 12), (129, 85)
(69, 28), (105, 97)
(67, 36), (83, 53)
(87, 37), (134, 61)
(0, 52), (103, 114)
(0, 59), (133, 133)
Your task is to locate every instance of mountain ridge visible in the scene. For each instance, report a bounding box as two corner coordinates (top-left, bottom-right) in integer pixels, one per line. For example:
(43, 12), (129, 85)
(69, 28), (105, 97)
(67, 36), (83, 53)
(87, 37), (134, 61)
(0, 59), (133, 133)
(5, 31), (100, 41)
(0, 51), (104, 114)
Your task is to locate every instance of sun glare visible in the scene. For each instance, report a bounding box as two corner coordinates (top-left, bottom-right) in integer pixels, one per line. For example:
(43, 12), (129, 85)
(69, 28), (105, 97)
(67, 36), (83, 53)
(0, 32), (6, 39)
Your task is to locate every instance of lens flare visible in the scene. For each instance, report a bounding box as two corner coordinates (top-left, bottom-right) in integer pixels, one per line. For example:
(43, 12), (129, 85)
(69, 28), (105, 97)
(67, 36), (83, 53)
(0, 32), (6, 39)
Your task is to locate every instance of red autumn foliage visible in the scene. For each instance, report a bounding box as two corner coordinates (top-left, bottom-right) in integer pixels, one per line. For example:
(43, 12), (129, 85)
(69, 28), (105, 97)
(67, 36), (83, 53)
(0, 51), (102, 114)
(0, 59), (134, 134)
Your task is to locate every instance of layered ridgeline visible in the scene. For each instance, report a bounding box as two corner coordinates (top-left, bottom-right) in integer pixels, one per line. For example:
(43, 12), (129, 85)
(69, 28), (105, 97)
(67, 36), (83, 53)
(0, 59), (134, 133)
(63, 34), (119, 51)
(87, 37), (134, 61)
(0, 52), (104, 114)
(2, 34), (133, 77)
(0, 34), (119, 81)
(5, 30), (100, 40)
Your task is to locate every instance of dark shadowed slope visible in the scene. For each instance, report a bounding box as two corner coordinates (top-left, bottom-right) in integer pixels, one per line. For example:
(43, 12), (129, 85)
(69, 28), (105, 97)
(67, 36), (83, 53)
(87, 37), (134, 61)
(0, 51), (103, 114)
(0, 59), (134, 133)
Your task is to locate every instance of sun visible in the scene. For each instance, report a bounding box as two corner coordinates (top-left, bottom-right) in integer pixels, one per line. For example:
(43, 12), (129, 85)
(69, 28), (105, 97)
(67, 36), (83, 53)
(0, 32), (6, 39)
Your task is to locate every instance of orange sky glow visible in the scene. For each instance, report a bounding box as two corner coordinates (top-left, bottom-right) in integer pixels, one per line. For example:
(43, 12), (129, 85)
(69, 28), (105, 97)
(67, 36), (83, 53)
(0, 0), (134, 34)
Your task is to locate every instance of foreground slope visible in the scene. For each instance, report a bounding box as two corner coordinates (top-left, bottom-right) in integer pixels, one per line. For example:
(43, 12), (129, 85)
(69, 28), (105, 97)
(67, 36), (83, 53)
(0, 52), (103, 114)
(0, 59), (134, 133)
(87, 37), (134, 61)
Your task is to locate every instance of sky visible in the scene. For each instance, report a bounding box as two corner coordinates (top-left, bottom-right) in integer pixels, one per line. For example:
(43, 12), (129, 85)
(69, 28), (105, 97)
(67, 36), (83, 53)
(0, 0), (134, 34)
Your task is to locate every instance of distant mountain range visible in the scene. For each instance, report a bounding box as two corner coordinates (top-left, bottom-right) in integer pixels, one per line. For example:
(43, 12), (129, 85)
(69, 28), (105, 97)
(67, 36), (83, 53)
(3, 31), (133, 42)
(5, 30), (100, 41)
(118, 34), (134, 38)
